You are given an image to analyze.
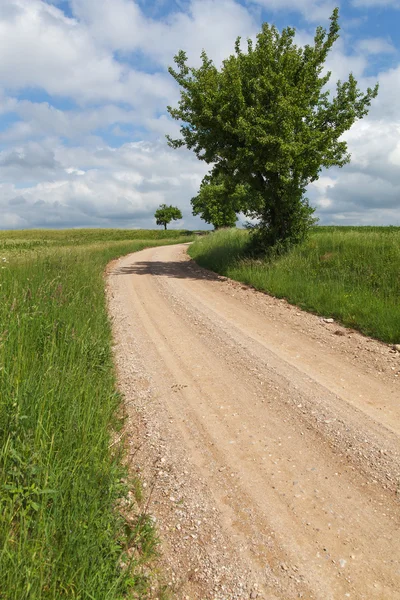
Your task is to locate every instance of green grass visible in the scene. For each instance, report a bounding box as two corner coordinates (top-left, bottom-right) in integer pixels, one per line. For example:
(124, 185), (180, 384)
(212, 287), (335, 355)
(0, 229), (193, 600)
(188, 227), (400, 344)
(0, 228), (192, 254)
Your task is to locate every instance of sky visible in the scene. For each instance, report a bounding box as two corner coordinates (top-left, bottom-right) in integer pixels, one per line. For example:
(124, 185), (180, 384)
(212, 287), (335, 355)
(0, 0), (400, 230)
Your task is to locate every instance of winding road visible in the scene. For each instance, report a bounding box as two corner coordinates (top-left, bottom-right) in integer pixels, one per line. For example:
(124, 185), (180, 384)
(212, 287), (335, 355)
(108, 243), (400, 600)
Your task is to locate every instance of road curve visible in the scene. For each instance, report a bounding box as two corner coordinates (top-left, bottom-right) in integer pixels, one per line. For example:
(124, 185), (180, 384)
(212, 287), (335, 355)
(107, 243), (400, 600)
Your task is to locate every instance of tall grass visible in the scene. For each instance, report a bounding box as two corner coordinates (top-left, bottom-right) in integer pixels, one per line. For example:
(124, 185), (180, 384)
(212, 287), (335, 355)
(0, 233), (192, 599)
(189, 227), (400, 344)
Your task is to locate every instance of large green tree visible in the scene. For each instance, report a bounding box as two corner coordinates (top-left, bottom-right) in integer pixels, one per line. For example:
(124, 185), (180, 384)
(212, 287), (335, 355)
(167, 9), (378, 251)
(191, 172), (249, 229)
(154, 204), (182, 230)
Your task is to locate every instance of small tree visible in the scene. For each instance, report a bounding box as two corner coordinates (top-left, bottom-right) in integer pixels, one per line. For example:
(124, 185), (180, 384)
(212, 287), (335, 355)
(154, 204), (182, 230)
(167, 9), (378, 252)
(191, 172), (246, 229)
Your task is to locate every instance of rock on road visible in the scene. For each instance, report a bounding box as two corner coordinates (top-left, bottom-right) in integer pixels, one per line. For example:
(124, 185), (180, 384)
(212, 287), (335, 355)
(107, 243), (400, 600)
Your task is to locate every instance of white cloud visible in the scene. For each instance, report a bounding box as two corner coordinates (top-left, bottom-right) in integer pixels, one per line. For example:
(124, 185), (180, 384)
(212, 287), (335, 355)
(0, 140), (209, 229)
(307, 117), (400, 224)
(249, 0), (337, 21)
(70, 0), (258, 67)
(0, 92), (18, 115)
(0, 0), (253, 145)
(0, 1), (119, 100)
(0, 0), (399, 229)
(0, 142), (60, 171)
(352, 0), (400, 7)
(0, 101), (136, 142)
(355, 37), (396, 54)
(368, 63), (400, 120)
(0, 0), (176, 107)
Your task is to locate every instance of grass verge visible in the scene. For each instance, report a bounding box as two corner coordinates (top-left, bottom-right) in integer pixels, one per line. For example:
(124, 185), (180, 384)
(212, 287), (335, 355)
(188, 227), (400, 344)
(0, 231), (192, 599)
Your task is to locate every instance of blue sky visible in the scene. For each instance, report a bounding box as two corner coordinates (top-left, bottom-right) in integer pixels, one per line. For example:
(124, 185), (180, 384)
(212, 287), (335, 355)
(0, 0), (400, 229)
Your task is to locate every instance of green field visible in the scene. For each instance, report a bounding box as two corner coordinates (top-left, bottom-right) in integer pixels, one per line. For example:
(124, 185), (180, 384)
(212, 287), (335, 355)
(189, 227), (400, 344)
(0, 228), (192, 254)
(0, 229), (193, 600)
(1, 224), (399, 599)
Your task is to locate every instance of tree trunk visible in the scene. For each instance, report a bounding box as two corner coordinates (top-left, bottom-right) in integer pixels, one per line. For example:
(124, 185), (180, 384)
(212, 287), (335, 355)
(164, 223), (167, 230)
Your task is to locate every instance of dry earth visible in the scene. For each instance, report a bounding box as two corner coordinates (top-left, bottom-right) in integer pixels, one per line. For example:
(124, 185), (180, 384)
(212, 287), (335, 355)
(107, 243), (400, 600)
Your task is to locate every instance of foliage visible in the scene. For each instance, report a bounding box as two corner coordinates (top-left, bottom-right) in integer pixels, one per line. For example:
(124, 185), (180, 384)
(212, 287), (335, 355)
(188, 227), (400, 344)
(168, 9), (378, 251)
(0, 230), (194, 599)
(154, 204), (183, 230)
(191, 172), (250, 229)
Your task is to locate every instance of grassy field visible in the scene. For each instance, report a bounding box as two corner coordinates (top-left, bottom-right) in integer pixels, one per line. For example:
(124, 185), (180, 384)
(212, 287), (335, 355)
(0, 228), (191, 254)
(189, 227), (400, 344)
(0, 229), (192, 600)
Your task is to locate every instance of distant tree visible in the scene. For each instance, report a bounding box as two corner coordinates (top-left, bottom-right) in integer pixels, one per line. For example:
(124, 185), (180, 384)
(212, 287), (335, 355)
(154, 204), (182, 230)
(167, 8), (378, 252)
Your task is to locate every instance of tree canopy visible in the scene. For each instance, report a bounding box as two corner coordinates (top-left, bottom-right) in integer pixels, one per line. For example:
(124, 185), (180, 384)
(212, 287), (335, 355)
(154, 204), (183, 230)
(191, 172), (250, 229)
(167, 8), (378, 251)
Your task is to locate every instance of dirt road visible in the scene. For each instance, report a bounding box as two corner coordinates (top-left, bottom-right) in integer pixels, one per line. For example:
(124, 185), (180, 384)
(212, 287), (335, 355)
(107, 243), (400, 600)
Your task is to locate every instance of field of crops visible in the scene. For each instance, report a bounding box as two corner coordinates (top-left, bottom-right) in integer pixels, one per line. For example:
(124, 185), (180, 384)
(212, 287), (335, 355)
(189, 226), (400, 344)
(0, 229), (193, 600)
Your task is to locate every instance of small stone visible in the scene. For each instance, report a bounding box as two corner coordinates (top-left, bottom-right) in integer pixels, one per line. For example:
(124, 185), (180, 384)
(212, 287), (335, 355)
(323, 318), (334, 323)
(280, 562), (289, 571)
(250, 591), (258, 599)
(392, 344), (400, 352)
(339, 559), (347, 568)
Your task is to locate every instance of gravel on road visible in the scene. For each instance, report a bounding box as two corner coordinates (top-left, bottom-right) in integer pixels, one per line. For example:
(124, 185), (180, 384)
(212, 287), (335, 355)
(107, 243), (400, 600)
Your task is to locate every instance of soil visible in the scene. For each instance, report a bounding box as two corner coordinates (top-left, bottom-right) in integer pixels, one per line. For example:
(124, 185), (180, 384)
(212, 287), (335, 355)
(107, 243), (400, 600)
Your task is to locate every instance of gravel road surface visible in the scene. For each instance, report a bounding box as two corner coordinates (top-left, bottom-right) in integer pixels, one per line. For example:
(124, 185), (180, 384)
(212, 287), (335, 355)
(107, 243), (400, 600)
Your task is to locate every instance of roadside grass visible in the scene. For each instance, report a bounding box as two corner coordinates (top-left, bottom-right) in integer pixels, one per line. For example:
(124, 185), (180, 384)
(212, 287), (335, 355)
(0, 231), (193, 600)
(188, 227), (400, 344)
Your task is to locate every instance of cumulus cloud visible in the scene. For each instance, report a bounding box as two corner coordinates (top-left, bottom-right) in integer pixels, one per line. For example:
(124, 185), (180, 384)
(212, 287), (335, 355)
(308, 116), (400, 225)
(0, 141), (209, 229)
(355, 37), (396, 55)
(249, 0), (337, 21)
(0, 142), (65, 181)
(70, 0), (258, 67)
(0, 0), (399, 229)
(352, 0), (400, 7)
(0, 0), (176, 107)
(0, 102), (132, 142)
(368, 64), (400, 120)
